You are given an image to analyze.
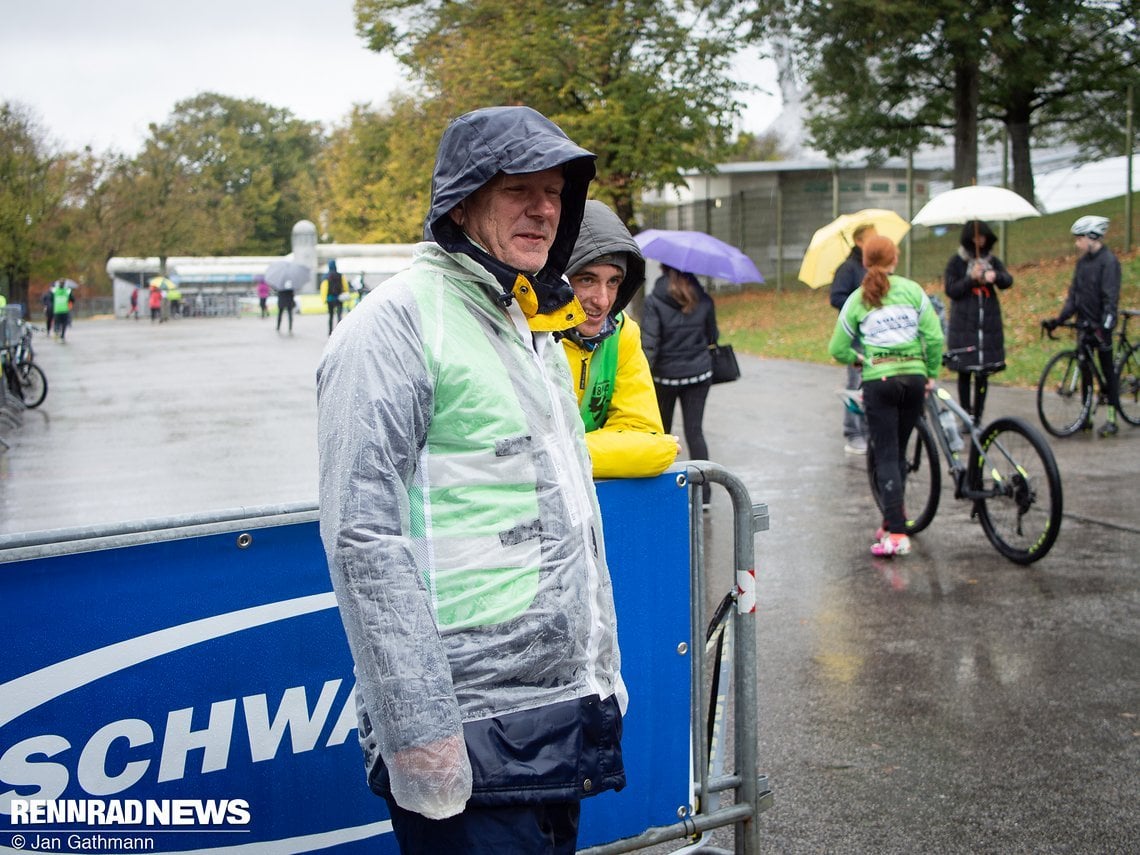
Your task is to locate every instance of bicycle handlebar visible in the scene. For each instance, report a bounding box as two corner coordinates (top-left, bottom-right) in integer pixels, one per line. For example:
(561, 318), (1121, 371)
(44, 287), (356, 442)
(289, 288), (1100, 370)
(1040, 319), (1098, 341)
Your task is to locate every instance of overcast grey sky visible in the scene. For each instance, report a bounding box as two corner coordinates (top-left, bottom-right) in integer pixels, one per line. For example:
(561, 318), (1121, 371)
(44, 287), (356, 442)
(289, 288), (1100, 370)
(0, 0), (408, 153)
(0, 0), (779, 156)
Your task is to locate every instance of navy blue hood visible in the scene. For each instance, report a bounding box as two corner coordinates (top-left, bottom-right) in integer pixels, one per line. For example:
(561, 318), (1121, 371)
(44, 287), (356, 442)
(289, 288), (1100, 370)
(424, 106), (597, 312)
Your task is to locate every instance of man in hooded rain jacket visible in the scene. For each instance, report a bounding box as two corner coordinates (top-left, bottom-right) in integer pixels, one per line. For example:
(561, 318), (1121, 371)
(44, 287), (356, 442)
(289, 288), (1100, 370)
(316, 106), (626, 854)
(561, 200), (679, 478)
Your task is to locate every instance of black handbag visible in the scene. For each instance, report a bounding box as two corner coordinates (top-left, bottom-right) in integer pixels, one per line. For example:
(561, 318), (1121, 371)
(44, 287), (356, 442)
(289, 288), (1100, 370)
(709, 343), (741, 384)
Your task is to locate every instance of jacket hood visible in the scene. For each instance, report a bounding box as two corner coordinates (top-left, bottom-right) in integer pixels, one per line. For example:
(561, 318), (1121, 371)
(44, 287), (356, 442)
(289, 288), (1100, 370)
(959, 220), (998, 256)
(565, 200), (646, 319)
(424, 106), (596, 312)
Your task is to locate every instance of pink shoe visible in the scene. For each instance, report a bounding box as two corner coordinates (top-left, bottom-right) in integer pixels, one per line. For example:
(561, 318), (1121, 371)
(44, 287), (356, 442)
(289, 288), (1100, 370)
(871, 532), (911, 557)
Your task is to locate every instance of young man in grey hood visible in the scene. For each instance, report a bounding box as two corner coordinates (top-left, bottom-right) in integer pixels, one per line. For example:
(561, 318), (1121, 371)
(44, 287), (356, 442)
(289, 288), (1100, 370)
(317, 106), (626, 854)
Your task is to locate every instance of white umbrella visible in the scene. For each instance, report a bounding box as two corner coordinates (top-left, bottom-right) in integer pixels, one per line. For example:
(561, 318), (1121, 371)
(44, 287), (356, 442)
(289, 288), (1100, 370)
(912, 186), (1041, 227)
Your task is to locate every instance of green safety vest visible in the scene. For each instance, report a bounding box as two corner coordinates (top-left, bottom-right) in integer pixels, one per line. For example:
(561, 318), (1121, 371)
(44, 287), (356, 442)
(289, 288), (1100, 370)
(52, 287), (72, 314)
(578, 314), (623, 432)
(408, 271), (589, 631)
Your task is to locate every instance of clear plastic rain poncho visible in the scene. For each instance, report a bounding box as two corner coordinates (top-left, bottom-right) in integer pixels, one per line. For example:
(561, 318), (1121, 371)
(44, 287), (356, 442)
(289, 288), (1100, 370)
(316, 107), (624, 820)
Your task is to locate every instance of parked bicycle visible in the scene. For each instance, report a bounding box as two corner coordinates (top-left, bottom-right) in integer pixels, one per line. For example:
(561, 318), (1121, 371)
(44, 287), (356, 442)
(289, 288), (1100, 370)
(1036, 310), (1139, 437)
(1, 323), (48, 409)
(841, 381), (1063, 564)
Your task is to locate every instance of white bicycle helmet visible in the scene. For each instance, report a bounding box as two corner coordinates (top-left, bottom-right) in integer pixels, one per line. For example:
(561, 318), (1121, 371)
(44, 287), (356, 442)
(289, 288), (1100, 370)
(1070, 215), (1109, 239)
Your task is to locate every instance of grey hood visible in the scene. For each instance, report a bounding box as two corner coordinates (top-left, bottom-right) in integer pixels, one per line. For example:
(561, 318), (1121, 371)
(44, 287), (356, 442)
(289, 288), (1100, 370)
(565, 200), (646, 319)
(424, 106), (597, 313)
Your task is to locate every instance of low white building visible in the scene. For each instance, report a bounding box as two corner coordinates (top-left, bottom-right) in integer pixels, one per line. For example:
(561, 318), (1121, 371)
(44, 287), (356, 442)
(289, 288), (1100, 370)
(105, 220), (417, 317)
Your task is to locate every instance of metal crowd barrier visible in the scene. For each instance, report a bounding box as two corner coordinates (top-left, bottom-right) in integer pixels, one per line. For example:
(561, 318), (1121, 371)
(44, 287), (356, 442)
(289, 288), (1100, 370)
(582, 462), (772, 855)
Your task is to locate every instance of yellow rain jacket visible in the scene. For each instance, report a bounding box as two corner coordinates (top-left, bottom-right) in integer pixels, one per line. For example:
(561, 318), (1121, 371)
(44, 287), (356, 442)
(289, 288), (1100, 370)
(563, 313), (678, 479)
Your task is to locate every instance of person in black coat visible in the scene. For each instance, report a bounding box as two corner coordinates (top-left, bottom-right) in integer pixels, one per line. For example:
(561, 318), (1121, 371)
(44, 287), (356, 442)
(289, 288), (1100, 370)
(640, 264), (718, 505)
(944, 220), (1013, 424)
(829, 222), (877, 453)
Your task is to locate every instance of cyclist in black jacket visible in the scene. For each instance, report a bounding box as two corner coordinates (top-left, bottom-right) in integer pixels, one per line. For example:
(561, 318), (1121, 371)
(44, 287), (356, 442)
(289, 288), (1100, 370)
(1042, 215), (1122, 437)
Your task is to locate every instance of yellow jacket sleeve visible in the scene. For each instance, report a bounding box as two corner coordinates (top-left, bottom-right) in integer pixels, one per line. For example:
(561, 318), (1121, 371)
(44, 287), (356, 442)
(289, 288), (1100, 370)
(565, 317), (679, 480)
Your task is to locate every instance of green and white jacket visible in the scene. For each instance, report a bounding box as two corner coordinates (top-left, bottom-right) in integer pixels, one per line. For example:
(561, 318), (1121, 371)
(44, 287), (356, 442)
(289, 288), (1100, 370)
(829, 274), (944, 381)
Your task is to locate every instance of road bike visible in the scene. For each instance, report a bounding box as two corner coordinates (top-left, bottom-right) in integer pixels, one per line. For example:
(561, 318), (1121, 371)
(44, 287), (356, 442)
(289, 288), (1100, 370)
(841, 381), (1063, 564)
(1036, 310), (1139, 437)
(1, 323), (48, 409)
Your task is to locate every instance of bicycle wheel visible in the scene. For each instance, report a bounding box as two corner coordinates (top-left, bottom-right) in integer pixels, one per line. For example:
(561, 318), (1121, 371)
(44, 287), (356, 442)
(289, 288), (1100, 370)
(17, 362), (47, 408)
(1036, 350), (1091, 437)
(1115, 342), (1140, 426)
(969, 417), (1063, 564)
(866, 415), (941, 535)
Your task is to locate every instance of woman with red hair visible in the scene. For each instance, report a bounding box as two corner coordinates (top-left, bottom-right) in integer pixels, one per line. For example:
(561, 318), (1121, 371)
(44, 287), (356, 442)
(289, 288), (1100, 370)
(829, 236), (944, 557)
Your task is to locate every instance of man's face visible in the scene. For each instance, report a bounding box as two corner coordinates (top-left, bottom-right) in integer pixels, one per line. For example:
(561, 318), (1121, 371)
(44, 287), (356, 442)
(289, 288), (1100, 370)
(569, 263), (623, 337)
(1074, 234), (1094, 255)
(448, 167), (565, 273)
(854, 226), (877, 249)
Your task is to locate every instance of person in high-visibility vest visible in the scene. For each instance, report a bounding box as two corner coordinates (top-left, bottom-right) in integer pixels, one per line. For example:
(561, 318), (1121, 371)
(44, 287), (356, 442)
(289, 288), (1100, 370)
(51, 279), (75, 342)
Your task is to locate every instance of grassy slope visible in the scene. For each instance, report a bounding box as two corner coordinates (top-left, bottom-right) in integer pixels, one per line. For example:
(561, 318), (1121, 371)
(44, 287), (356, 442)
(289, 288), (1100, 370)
(716, 194), (1140, 388)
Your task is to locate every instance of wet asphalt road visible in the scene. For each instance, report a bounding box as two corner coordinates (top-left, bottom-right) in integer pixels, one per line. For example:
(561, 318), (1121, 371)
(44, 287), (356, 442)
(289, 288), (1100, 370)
(2, 314), (1138, 853)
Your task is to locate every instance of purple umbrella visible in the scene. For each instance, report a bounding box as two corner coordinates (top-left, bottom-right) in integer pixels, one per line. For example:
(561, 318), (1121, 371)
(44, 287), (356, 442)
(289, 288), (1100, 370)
(634, 229), (764, 284)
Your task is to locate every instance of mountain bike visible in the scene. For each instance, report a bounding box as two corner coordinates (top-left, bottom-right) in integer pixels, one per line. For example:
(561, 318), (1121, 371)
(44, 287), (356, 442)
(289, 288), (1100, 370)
(2, 323), (48, 409)
(1113, 309), (1140, 426)
(1037, 312), (1139, 437)
(840, 381), (1063, 564)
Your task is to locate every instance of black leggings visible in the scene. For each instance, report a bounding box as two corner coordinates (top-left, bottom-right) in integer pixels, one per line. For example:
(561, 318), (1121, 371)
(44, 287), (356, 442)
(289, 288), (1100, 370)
(957, 371), (990, 423)
(654, 380), (711, 500)
(864, 374), (927, 534)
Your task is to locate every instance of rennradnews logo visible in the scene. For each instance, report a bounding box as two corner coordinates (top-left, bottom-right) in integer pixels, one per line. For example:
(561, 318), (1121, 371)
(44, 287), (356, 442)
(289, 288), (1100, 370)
(8, 798), (250, 826)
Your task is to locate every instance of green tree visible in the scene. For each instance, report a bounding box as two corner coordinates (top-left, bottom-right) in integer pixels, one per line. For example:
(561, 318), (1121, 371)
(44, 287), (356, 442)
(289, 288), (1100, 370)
(0, 102), (69, 309)
(113, 123), (217, 270)
(148, 93), (323, 254)
(354, 0), (748, 226)
(752, 0), (1139, 202)
(318, 97), (440, 243)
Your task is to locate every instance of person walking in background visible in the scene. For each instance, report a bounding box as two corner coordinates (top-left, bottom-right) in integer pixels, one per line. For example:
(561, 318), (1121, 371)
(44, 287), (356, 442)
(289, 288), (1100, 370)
(42, 288), (55, 335)
(256, 278), (270, 319)
(944, 220), (1012, 425)
(640, 263), (718, 507)
(148, 283), (163, 323)
(829, 235), (944, 557)
(167, 282), (182, 318)
(316, 106), (625, 855)
(1042, 215), (1122, 437)
(127, 285), (140, 320)
(275, 284), (295, 334)
(51, 279), (74, 342)
(561, 200), (679, 479)
(829, 223), (877, 454)
(320, 260), (347, 335)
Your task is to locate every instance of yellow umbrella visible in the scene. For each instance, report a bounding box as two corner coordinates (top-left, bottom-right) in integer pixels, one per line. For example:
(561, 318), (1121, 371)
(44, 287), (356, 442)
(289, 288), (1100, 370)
(148, 276), (175, 290)
(798, 209), (911, 289)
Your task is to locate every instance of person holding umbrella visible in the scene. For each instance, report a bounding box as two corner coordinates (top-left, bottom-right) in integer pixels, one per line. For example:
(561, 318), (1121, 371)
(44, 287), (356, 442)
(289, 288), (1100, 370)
(561, 200), (679, 478)
(829, 222), (878, 454)
(640, 263), (719, 507)
(829, 235), (944, 557)
(943, 220), (1013, 425)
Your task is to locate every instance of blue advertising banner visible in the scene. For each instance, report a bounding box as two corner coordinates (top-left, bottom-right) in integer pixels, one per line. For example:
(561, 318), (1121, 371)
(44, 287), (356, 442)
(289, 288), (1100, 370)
(0, 474), (691, 853)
